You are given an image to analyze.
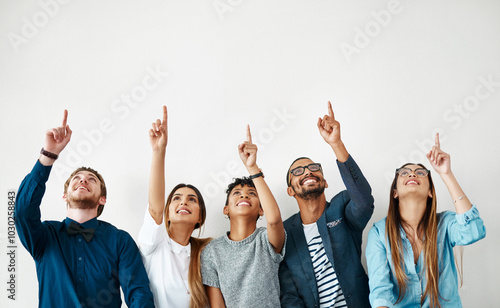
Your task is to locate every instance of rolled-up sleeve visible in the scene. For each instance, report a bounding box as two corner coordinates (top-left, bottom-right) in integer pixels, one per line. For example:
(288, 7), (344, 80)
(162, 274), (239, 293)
(446, 205), (486, 246)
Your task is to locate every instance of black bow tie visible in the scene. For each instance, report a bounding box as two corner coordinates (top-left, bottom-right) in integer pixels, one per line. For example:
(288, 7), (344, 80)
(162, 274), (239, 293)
(67, 222), (95, 243)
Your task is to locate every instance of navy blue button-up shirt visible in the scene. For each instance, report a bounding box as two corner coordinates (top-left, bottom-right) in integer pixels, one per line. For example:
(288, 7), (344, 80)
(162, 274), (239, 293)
(15, 161), (155, 307)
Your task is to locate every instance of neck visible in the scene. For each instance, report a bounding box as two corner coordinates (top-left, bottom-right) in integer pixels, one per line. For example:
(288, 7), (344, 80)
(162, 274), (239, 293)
(66, 208), (98, 224)
(168, 223), (194, 246)
(398, 197), (427, 233)
(297, 194), (327, 224)
(228, 217), (257, 241)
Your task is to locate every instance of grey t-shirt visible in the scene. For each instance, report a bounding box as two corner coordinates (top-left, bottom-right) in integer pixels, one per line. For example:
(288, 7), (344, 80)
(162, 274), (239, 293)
(201, 227), (285, 308)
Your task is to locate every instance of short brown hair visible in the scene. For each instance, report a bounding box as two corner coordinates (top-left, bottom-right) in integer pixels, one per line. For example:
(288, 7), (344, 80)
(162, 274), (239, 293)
(64, 167), (107, 217)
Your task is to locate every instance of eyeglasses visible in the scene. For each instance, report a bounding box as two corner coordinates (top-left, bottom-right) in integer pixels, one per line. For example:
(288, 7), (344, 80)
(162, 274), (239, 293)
(290, 163), (322, 178)
(396, 167), (430, 178)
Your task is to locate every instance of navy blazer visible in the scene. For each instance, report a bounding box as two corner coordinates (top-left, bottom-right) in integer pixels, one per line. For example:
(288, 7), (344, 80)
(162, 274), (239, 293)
(279, 155), (374, 308)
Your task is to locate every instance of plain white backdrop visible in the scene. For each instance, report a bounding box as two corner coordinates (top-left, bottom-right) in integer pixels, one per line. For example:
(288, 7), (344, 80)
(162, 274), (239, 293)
(1, 0), (499, 306)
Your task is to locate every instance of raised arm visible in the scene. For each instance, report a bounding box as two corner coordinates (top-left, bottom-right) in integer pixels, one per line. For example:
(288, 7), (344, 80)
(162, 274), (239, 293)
(318, 101), (374, 229)
(40, 109), (73, 166)
(148, 105), (168, 224)
(426, 133), (471, 214)
(16, 110), (72, 259)
(317, 101), (348, 163)
(238, 125), (285, 253)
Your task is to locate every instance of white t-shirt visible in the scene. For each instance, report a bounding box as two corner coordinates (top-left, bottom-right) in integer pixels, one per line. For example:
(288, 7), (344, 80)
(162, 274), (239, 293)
(138, 208), (191, 308)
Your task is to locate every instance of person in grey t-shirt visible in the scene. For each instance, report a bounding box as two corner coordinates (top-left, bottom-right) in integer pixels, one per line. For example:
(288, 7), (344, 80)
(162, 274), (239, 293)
(201, 125), (286, 308)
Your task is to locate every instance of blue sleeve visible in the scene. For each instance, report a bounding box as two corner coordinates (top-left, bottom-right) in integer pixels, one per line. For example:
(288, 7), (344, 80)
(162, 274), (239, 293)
(14, 160), (51, 260)
(336, 155), (375, 231)
(446, 205), (486, 246)
(117, 231), (155, 307)
(366, 224), (395, 308)
(279, 261), (306, 308)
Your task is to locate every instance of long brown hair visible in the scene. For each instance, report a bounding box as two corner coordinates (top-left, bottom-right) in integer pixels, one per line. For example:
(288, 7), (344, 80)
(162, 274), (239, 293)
(386, 163), (440, 307)
(165, 184), (211, 308)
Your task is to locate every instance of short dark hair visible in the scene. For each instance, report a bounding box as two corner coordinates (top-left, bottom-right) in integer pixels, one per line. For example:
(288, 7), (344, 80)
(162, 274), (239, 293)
(286, 157), (311, 187)
(225, 177), (255, 206)
(64, 167), (107, 217)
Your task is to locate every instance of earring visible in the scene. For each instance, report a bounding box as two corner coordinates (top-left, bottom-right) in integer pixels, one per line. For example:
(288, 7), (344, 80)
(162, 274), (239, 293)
(224, 215), (229, 219)
(258, 216), (263, 221)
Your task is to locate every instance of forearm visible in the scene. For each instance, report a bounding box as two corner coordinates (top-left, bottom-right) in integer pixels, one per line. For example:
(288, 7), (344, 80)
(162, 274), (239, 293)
(338, 156), (374, 228)
(148, 149), (166, 224)
(439, 171), (472, 214)
(248, 166), (285, 252)
(329, 140), (349, 163)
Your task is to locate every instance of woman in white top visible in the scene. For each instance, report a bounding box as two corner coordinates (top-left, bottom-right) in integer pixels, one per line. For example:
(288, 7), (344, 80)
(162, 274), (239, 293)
(139, 106), (211, 308)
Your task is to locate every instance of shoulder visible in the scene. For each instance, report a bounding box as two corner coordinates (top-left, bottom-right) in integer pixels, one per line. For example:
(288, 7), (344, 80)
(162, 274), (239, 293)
(97, 220), (135, 243)
(437, 210), (456, 227)
(369, 217), (387, 236)
(203, 235), (226, 252)
(43, 220), (65, 227)
(283, 212), (300, 229)
(326, 190), (350, 210)
(255, 227), (269, 241)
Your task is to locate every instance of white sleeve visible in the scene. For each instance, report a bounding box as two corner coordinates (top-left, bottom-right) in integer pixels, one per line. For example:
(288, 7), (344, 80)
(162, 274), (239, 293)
(138, 206), (167, 256)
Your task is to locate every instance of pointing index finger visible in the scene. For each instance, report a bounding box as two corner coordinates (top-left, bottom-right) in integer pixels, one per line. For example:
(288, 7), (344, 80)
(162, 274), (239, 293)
(246, 124), (252, 143)
(435, 133), (440, 148)
(62, 109), (68, 127)
(162, 105), (168, 123)
(327, 101), (335, 119)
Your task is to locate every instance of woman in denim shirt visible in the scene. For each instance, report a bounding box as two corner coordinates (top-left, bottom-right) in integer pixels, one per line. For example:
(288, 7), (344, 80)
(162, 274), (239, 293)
(366, 134), (486, 308)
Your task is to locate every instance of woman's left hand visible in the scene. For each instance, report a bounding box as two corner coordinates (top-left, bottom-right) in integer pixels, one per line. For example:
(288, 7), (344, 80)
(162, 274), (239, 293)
(426, 133), (451, 175)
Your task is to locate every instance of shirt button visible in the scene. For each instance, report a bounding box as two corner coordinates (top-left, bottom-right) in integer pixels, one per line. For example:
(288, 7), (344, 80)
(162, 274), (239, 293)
(78, 239), (82, 243)
(78, 257), (82, 261)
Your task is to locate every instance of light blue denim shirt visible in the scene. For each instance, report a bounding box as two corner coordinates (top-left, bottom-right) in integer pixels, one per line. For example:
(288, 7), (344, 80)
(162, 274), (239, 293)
(366, 205), (486, 308)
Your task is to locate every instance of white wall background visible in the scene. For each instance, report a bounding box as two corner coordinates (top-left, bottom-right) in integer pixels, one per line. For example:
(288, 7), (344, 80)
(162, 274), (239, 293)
(1, 0), (499, 306)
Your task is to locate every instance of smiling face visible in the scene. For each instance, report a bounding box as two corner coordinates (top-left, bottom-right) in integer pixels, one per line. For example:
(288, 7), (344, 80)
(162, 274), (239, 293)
(287, 158), (328, 201)
(166, 187), (202, 228)
(393, 164), (432, 200)
(224, 184), (263, 220)
(63, 171), (106, 211)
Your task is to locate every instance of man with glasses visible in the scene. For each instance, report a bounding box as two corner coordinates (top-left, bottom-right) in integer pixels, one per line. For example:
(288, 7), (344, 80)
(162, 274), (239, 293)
(279, 102), (374, 308)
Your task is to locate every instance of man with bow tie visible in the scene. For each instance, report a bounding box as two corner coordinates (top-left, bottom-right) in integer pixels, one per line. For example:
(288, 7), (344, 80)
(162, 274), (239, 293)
(279, 102), (374, 308)
(15, 110), (154, 307)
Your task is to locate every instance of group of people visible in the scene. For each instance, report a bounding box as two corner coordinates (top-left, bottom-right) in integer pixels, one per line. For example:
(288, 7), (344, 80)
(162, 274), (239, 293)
(15, 102), (486, 308)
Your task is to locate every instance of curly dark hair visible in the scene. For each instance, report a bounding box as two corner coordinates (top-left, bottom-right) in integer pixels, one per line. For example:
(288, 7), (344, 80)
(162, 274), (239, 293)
(224, 177), (256, 206)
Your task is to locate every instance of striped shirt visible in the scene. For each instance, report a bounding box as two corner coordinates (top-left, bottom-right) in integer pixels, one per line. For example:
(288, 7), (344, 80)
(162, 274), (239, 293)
(304, 223), (347, 308)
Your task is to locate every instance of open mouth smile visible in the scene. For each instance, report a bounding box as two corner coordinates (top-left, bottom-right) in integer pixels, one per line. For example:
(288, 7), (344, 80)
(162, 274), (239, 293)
(405, 180), (419, 185)
(301, 176), (319, 185)
(236, 201), (251, 207)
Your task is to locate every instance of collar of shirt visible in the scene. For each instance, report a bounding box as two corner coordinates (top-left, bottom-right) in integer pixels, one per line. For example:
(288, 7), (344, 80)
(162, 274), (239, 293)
(167, 237), (191, 257)
(64, 217), (99, 230)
